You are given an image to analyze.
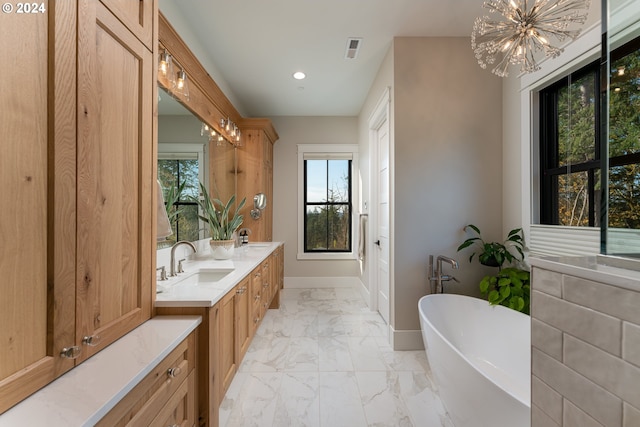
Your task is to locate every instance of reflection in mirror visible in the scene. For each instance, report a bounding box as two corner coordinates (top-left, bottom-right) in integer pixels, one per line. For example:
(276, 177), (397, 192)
(157, 87), (208, 248)
(604, 0), (640, 256)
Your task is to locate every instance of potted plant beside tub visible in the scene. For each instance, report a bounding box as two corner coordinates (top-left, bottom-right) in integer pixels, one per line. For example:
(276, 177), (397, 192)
(194, 182), (246, 260)
(457, 224), (531, 314)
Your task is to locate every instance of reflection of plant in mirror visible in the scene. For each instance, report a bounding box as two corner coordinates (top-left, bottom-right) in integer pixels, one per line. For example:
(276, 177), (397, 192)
(193, 182), (246, 240)
(163, 180), (186, 223)
(479, 267), (530, 314)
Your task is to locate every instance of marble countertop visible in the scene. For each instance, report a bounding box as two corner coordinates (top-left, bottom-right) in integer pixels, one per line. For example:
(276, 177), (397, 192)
(0, 315), (201, 426)
(155, 242), (282, 308)
(530, 254), (640, 292)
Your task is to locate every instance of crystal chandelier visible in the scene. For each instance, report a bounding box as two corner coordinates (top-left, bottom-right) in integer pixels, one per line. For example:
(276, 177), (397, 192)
(471, 0), (590, 77)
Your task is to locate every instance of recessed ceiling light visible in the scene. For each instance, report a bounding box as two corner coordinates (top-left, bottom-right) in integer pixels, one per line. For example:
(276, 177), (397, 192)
(293, 71), (306, 80)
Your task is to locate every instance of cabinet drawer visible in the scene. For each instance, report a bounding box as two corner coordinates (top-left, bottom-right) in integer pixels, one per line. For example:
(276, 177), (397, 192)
(149, 371), (196, 427)
(97, 332), (195, 426)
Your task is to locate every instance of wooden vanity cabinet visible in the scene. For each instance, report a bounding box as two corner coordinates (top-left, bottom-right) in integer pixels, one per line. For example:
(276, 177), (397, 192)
(218, 285), (238, 397)
(236, 276), (252, 361)
(250, 265), (264, 334)
(156, 304), (220, 427)
(96, 331), (196, 427)
(0, 0), (156, 414)
(270, 245), (284, 309)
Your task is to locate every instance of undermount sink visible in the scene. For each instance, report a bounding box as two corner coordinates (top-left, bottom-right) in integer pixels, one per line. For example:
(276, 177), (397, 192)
(247, 243), (271, 248)
(174, 269), (233, 286)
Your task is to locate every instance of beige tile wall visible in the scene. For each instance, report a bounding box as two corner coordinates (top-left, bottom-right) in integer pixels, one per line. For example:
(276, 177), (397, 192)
(531, 267), (640, 427)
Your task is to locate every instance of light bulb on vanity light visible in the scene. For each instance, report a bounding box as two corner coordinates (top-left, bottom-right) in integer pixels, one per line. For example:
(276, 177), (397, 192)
(176, 70), (189, 100)
(158, 49), (176, 86)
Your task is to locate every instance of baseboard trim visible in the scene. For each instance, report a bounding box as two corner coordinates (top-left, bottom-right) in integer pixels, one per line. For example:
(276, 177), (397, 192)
(284, 276), (361, 288)
(390, 327), (425, 351)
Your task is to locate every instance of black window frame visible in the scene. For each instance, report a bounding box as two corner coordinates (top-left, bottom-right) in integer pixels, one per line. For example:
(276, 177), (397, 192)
(303, 158), (353, 253)
(158, 158), (200, 243)
(539, 60), (602, 226)
(540, 34), (640, 230)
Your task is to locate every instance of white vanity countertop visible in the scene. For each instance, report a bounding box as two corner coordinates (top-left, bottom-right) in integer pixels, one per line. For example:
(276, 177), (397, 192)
(530, 255), (640, 292)
(0, 315), (201, 426)
(155, 241), (282, 308)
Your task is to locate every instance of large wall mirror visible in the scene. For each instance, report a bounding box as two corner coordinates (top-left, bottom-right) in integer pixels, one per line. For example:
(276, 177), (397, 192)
(158, 87), (211, 247)
(157, 13), (242, 248)
(603, 0), (640, 256)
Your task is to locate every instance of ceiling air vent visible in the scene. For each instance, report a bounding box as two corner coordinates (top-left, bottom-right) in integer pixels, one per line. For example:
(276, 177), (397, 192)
(344, 38), (362, 60)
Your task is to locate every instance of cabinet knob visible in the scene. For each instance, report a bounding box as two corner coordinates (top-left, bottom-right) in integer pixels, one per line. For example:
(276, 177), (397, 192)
(167, 366), (182, 378)
(254, 294), (260, 301)
(60, 346), (81, 359)
(82, 334), (101, 347)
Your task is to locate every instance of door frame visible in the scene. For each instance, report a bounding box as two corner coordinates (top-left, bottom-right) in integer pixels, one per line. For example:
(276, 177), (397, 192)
(367, 87), (391, 327)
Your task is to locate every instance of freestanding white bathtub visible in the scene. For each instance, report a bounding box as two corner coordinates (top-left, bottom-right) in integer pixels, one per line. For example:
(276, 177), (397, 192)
(418, 294), (530, 427)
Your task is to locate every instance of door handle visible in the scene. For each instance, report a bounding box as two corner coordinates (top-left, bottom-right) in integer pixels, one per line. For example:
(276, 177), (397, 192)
(374, 240), (381, 246)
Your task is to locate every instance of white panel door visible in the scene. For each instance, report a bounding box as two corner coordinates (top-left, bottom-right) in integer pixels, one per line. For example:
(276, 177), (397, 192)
(376, 118), (390, 324)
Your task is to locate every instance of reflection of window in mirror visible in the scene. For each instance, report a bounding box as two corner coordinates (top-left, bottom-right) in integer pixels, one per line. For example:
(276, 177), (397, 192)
(158, 148), (205, 246)
(158, 87), (209, 247)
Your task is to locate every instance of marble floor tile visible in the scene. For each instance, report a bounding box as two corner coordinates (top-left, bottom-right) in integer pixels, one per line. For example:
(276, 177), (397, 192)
(284, 337), (319, 372)
(220, 287), (453, 427)
(273, 372), (320, 427)
(348, 336), (389, 371)
(222, 372), (282, 427)
(355, 371), (414, 426)
(320, 371), (368, 427)
(318, 336), (354, 372)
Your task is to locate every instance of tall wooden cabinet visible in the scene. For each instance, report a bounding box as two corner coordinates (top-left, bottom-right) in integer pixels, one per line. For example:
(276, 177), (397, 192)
(0, 0), (156, 414)
(237, 119), (278, 242)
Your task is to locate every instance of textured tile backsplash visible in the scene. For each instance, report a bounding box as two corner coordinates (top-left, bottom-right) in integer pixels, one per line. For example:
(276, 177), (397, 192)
(531, 266), (640, 427)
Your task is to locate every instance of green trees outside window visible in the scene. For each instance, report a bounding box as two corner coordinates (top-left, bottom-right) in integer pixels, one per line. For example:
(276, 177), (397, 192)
(540, 35), (640, 230)
(304, 159), (352, 252)
(158, 158), (200, 245)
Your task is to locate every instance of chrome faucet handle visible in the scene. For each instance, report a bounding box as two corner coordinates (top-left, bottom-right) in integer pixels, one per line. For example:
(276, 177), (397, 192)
(177, 259), (185, 273)
(156, 266), (167, 281)
(441, 274), (459, 283)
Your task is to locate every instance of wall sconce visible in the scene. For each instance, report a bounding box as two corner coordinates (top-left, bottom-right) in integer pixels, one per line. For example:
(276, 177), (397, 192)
(220, 117), (242, 146)
(175, 69), (190, 100)
(158, 49), (176, 87)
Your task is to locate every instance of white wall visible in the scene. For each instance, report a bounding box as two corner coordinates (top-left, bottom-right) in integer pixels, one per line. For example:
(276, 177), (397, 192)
(357, 43), (395, 300)
(271, 116), (360, 281)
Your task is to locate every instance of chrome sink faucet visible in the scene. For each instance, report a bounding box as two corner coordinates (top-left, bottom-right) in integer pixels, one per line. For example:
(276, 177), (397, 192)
(429, 255), (460, 294)
(170, 241), (197, 277)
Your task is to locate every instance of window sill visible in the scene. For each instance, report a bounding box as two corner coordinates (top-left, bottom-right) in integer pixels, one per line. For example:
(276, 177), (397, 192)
(296, 252), (356, 261)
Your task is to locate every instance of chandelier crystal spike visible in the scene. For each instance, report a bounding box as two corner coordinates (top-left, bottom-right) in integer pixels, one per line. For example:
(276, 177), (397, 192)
(471, 0), (590, 77)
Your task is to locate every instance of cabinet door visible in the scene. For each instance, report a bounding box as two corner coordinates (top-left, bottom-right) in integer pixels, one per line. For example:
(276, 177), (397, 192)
(218, 291), (237, 396)
(76, 0), (153, 362)
(99, 0), (154, 49)
(250, 266), (263, 334)
(0, 1), (77, 414)
(235, 277), (251, 360)
(261, 259), (272, 316)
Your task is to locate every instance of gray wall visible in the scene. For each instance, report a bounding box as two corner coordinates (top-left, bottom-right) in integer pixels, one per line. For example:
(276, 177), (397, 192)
(271, 116), (360, 279)
(360, 37), (504, 338)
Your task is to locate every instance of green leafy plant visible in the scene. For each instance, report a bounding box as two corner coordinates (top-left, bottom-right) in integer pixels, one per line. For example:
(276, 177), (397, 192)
(456, 224), (525, 268)
(163, 180), (186, 223)
(479, 267), (531, 314)
(193, 182), (246, 240)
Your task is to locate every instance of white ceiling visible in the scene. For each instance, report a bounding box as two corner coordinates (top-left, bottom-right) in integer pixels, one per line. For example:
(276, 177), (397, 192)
(161, 0), (485, 117)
